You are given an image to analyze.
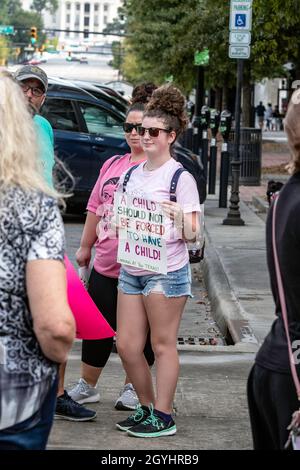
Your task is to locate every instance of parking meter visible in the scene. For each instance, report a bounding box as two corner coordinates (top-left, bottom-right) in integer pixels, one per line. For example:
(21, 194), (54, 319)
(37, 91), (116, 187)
(219, 110), (232, 145)
(219, 110), (232, 208)
(200, 105), (210, 137)
(209, 109), (220, 146)
(208, 109), (220, 195)
(200, 105), (210, 179)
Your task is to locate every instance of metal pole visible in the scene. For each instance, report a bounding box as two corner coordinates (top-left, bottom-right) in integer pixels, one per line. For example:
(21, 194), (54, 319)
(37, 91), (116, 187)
(208, 138), (217, 194)
(223, 59), (245, 226)
(219, 142), (230, 207)
(192, 66), (204, 155)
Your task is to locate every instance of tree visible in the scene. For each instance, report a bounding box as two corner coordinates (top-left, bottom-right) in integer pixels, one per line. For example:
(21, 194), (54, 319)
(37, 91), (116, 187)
(30, 0), (58, 15)
(111, 0), (300, 123)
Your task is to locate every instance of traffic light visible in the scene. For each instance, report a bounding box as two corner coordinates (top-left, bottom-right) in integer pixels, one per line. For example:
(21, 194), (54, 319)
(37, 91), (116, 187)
(30, 27), (37, 44)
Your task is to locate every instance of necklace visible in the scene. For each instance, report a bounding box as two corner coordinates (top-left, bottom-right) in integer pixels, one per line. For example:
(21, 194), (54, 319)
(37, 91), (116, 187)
(145, 162), (156, 171)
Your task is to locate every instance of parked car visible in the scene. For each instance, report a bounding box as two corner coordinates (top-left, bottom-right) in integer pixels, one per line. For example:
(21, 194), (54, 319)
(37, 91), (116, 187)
(79, 56), (88, 64)
(63, 78), (128, 114)
(40, 78), (129, 211)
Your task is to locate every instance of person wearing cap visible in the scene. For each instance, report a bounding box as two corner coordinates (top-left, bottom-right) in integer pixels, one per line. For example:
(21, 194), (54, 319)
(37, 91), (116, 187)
(14, 65), (55, 188)
(14, 65), (97, 423)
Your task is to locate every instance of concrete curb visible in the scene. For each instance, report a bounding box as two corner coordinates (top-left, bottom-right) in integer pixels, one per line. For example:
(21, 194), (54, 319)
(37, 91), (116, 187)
(252, 195), (268, 213)
(202, 230), (259, 353)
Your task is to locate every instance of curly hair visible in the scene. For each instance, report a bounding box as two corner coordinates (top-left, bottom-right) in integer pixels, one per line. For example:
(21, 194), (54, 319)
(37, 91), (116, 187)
(144, 84), (189, 138)
(284, 89), (300, 175)
(126, 82), (157, 116)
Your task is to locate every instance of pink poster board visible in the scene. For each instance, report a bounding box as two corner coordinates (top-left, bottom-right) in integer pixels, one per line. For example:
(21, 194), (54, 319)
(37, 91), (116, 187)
(65, 256), (115, 340)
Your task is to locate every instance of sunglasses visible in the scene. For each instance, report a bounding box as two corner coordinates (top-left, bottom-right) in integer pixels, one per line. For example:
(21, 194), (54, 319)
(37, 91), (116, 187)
(137, 126), (172, 137)
(20, 84), (44, 97)
(122, 122), (142, 133)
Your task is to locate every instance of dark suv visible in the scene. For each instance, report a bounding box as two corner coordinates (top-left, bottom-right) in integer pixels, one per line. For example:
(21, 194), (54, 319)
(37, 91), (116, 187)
(40, 78), (129, 210)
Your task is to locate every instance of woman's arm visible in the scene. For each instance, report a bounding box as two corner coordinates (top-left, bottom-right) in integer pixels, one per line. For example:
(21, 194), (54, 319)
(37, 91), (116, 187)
(26, 259), (75, 363)
(76, 211), (100, 267)
(160, 201), (201, 242)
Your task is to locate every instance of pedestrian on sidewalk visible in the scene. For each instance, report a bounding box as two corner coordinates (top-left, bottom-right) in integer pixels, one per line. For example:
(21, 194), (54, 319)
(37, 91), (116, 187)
(255, 101), (266, 130)
(0, 72), (75, 450)
(265, 103), (273, 131)
(247, 89), (300, 450)
(14, 65), (97, 422)
(67, 84), (156, 412)
(115, 84), (201, 438)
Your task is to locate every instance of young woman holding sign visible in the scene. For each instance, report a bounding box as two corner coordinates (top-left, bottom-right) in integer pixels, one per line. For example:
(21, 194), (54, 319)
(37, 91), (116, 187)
(68, 85), (156, 412)
(116, 85), (201, 438)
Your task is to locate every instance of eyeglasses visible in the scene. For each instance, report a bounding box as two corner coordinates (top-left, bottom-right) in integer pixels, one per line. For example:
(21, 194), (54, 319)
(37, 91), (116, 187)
(137, 126), (172, 137)
(20, 84), (44, 97)
(122, 122), (142, 133)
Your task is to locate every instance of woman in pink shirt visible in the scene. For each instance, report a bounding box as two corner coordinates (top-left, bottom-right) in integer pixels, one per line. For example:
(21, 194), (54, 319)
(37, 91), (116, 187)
(68, 85), (156, 410)
(116, 85), (201, 438)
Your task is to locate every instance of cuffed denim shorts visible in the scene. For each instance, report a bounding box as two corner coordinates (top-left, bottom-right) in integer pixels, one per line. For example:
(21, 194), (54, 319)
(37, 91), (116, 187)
(118, 263), (192, 298)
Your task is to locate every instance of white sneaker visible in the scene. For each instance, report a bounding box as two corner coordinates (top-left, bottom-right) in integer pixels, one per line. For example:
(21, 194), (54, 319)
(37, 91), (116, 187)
(115, 383), (139, 411)
(68, 378), (100, 404)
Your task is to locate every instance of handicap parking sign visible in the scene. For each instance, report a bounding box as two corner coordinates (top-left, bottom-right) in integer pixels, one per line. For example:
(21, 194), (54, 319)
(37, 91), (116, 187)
(235, 14), (246, 28)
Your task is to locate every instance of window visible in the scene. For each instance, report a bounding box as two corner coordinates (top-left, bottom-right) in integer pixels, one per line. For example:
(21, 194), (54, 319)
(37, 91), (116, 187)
(42, 99), (79, 132)
(84, 17), (90, 26)
(104, 15), (108, 24)
(66, 27), (70, 37)
(84, 3), (90, 13)
(66, 14), (70, 23)
(104, 4), (109, 12)
(75, 15), (80, 26)
(94, 3), (99, 12)
(66, 2), (71, 10)
(79, 102), (123, 138)
(76, 2), (80, 10)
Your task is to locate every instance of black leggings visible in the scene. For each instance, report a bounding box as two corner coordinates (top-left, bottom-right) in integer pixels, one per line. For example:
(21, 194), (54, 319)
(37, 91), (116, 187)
(81, 269), (155, 368)
(247, 363), (299, 450)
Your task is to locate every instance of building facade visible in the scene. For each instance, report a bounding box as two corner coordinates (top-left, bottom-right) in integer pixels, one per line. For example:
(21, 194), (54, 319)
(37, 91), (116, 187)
(21, 0), (122, 45)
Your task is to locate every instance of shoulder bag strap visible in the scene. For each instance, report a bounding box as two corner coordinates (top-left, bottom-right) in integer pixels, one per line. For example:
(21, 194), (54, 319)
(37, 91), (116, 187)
(272, 195), (300, 399)
(169, 167), (187, 202)
(122, 164), (139, 193)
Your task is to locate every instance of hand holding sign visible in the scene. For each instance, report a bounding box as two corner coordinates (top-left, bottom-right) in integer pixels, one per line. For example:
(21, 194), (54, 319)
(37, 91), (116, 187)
(160, 200), (184, 229)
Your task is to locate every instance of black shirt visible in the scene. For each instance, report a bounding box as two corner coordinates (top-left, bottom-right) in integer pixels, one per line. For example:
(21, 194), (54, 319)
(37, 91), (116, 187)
(256, 172), (300, 374)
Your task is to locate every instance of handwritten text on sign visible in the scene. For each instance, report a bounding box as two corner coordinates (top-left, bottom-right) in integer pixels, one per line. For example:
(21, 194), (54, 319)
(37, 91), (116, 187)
(115, 193), (167, 274)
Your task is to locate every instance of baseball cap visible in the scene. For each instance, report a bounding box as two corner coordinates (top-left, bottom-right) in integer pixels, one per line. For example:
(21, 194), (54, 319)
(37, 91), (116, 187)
(14, 65), (48, 92)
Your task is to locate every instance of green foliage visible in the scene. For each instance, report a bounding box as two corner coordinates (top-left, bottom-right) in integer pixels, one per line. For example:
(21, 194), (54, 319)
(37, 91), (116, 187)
(9, 10), (46, 47)
(30, 0), (58, 15)
(109, 0), (300, 91)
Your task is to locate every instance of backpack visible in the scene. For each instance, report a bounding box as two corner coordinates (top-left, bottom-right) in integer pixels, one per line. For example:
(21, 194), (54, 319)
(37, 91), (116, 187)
(173, 141), (207, 204)
(122, 164), (205, 263)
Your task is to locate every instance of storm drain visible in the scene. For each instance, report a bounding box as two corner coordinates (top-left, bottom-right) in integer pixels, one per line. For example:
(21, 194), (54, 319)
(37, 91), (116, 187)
(177, 335), (224, 346)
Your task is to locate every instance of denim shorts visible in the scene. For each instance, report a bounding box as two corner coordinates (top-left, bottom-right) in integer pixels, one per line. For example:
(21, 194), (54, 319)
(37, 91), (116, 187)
(118, 263), (192, 298)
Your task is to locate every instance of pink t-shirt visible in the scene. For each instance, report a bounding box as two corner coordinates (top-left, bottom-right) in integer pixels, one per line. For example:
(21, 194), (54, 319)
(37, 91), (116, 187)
(118, 158), (201, 275)
(87, 154), (145, 278)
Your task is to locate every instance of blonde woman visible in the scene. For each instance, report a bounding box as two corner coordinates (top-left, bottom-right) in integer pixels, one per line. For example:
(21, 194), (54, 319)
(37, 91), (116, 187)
(0, 72), (75, 450)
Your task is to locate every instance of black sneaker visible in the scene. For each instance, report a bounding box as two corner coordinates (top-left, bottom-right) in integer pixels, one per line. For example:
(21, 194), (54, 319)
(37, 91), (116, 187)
(127, 406), (176, 438)
(55, 391), (97, 421)
(116, 405), (150, 431)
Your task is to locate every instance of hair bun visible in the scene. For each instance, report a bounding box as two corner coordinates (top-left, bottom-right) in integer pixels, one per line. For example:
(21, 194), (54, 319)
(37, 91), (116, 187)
(147, 84), (185, 116)
(131, 82), (157, 105)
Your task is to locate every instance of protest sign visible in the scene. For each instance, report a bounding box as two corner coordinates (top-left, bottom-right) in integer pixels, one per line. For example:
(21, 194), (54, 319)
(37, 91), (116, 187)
(115, 193), (167, 274)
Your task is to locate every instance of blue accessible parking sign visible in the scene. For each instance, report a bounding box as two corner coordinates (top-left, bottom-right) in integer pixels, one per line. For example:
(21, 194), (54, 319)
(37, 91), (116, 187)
(235, 14), (246, 28)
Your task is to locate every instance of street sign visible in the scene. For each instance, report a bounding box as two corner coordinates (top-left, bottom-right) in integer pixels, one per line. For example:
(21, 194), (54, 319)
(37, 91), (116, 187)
(229, 45), (250, 59)
(0, 25), (14, 35)
(194, 49), (209, 66)
(229, 31), (251, 45)
(230, 1), (252, 31)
